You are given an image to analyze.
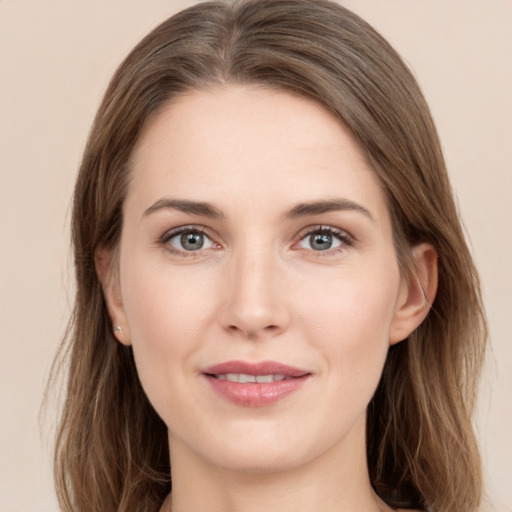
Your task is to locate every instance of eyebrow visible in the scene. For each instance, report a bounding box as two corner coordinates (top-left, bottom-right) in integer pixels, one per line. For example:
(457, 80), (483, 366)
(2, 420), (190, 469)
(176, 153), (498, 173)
(285, 198), (374, 221)
(142, 197), (373, 222)
(142, 198), (224, 219)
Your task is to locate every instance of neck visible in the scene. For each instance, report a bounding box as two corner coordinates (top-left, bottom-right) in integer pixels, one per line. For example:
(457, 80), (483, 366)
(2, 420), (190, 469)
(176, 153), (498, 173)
(163, 418), (387, 512)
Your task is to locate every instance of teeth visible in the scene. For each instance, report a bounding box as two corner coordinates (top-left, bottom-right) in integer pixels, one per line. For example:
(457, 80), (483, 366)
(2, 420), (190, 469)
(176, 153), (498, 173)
(255, 375), (273, 383)
(215, 373), (287, 383)
(238, 373), (256, 383)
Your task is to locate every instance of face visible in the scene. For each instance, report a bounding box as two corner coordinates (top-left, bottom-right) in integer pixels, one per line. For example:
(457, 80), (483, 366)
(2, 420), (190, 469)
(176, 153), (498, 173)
(103, 85), (426, 475)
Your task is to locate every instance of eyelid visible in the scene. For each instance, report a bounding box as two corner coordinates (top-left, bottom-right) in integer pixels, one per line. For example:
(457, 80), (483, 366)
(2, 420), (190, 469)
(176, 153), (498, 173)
(159, 224), (221, 256)
(160, 225), (207, 242)
(157, 223), (354, 257)
(292, 225), (355, 253)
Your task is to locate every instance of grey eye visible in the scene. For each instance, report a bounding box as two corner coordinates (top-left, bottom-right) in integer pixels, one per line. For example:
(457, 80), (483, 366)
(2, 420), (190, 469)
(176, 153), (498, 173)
(181, 232), (204, 250)
(310, 233), (334, 250)
(169, 230), (214, 251)
(298, 230), (343, 251)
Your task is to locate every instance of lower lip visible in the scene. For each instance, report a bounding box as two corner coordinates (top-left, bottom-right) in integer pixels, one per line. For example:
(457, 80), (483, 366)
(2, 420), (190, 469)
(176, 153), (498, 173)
(204, 375), (309, 407)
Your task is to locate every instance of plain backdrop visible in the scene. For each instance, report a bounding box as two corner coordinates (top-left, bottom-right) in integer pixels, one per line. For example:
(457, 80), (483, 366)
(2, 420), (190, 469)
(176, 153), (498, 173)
(0, 1), (510, 511)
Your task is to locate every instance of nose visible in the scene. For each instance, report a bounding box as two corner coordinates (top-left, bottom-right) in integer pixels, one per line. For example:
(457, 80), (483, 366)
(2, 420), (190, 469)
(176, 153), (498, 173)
(219, 245), (290, 340)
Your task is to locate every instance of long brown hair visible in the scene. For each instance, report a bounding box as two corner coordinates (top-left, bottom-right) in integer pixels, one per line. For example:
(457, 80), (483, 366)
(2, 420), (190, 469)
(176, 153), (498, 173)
(50, 1), (487, 511)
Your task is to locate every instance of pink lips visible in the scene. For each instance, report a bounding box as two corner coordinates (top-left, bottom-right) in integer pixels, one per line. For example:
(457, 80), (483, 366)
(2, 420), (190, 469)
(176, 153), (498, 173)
(202, 360), (311, 407)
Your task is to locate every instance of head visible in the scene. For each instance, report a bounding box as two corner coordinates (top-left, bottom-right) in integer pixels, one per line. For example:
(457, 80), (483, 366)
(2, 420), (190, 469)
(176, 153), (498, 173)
(55, 1), (487, 511)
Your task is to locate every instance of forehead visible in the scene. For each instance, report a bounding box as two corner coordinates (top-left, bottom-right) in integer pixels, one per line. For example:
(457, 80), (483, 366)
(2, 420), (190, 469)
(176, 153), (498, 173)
(127, 85), (389, 224)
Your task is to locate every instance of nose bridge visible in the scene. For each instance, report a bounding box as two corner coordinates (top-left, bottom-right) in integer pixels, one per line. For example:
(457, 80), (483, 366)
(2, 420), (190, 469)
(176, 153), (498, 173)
(220, 239), (288, 338)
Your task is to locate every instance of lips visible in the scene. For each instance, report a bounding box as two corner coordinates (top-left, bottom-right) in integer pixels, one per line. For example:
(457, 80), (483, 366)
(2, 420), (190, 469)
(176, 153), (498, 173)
(202, 360), (311, 407)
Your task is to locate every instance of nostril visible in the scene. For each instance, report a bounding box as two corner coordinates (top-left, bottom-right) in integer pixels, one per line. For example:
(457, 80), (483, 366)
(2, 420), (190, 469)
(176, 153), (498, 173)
(225, 322), (281, 339)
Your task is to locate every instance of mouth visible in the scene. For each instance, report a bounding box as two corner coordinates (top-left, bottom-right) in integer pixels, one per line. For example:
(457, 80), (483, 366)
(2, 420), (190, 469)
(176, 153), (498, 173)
(202, 360), (311, 407)
(212, 373), (289, 383)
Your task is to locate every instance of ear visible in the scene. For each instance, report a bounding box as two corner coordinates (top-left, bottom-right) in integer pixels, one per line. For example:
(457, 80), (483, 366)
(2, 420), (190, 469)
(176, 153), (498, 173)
(95, 247), (132, 346)
(389, 243), (438, 345)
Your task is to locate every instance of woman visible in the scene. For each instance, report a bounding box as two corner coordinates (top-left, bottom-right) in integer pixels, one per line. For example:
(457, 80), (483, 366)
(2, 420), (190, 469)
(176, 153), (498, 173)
(51, 1), (487, 511)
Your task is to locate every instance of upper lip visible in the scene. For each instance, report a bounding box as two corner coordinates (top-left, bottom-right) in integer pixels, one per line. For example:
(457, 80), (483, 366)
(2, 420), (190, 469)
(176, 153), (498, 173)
(203, 360), (310, 378)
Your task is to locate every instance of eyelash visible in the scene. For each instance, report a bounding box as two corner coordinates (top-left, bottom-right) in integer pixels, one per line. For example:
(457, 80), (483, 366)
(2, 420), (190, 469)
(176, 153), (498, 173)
(158, 226), (216, 258)
(158, 224), (354, 257)
(294, 225), (354, 256)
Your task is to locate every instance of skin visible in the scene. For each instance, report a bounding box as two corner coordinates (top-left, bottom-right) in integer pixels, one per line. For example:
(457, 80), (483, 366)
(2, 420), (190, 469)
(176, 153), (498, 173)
(98, 85), (437, 512)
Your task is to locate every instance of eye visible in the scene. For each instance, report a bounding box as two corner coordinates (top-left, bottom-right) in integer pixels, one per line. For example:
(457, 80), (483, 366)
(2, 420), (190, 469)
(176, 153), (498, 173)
(163, 227), (216, 253)
(296, 227), (352, 252)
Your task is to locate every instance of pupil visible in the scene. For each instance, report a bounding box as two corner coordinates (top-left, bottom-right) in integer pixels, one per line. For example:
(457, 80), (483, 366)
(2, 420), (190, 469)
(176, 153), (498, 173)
(181, 232), (203, 250)
(311, 233), (332, 250)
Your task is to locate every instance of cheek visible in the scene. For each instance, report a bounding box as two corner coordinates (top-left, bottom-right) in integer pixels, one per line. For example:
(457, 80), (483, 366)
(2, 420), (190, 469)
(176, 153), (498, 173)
(301, 263), (399, 344)
(122, 249), (217, 334)
(298, 262), (400, 393)
(119, 256), (218, 406)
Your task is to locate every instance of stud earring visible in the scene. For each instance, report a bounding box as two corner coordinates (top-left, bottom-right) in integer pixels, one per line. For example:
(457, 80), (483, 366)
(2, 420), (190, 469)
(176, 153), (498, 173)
(113, 326), (123, 333)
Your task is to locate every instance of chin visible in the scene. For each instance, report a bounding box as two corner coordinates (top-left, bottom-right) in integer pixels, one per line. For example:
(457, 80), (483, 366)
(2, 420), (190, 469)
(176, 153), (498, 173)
(186, 419), (349, 477)
(173, 424), (312, 476)
(207, 446), (305, 475)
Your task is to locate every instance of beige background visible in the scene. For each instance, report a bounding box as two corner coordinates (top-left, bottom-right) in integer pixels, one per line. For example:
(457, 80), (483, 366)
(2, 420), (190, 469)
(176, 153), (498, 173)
(0, 1), (510, 511)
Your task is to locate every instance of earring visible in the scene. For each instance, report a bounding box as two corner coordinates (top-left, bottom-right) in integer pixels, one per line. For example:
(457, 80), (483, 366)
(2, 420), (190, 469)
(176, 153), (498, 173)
(113, 326), (123, 333)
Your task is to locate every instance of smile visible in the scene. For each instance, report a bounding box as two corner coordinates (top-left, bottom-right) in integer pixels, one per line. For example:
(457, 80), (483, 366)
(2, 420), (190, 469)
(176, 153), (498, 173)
(202, 360), (311, 407)
(214, 373), (287, 383)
